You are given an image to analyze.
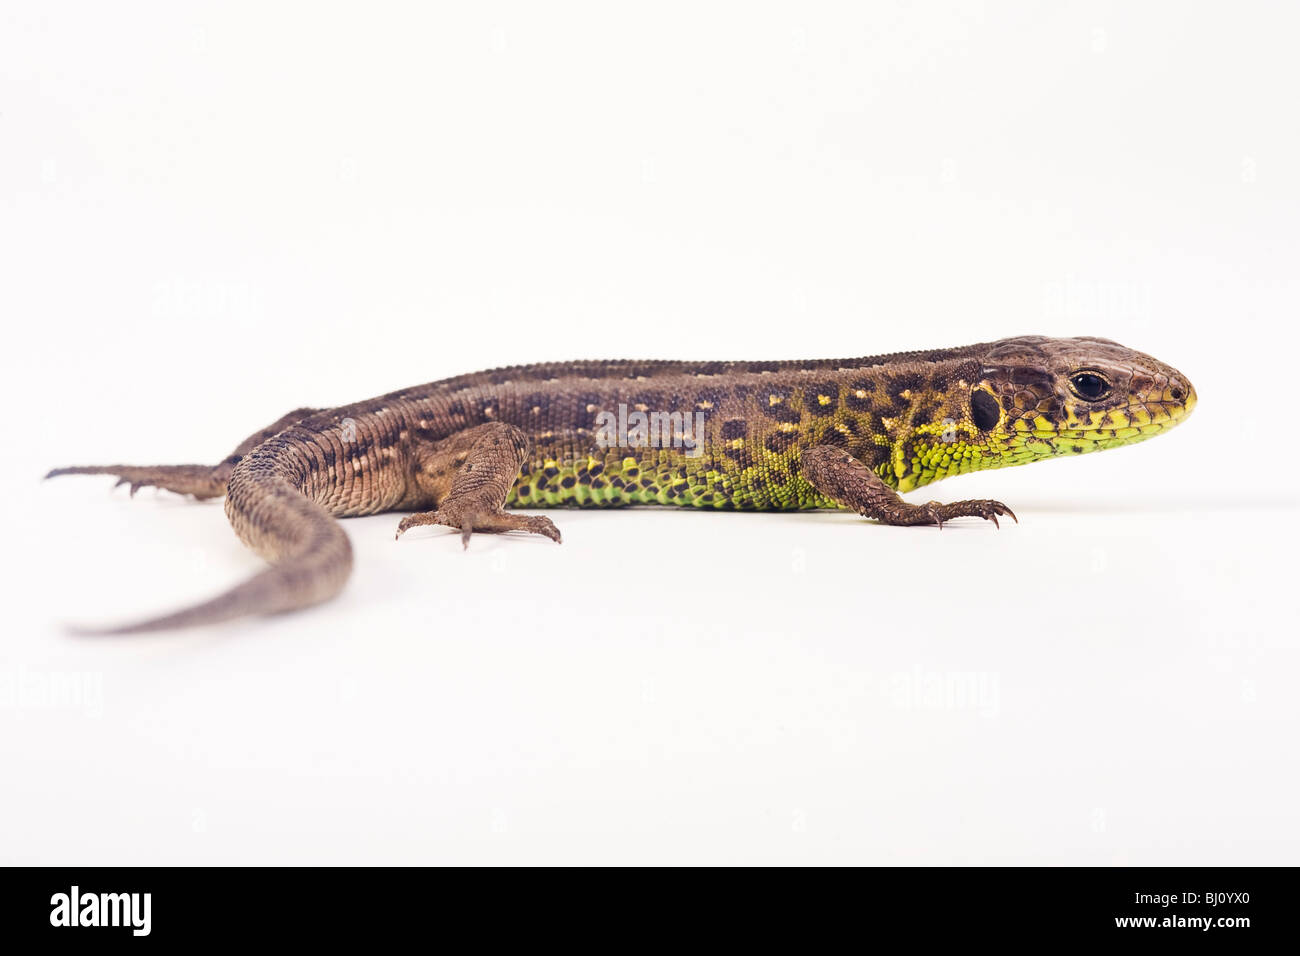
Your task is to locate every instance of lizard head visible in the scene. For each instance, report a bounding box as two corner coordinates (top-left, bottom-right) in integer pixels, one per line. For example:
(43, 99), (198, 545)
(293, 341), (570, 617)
(889, 335), (1196, 491)
(969, 334), (1196, 458)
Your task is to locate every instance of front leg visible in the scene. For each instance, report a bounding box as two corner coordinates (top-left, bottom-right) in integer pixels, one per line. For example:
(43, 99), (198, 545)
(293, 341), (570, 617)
(800, 446), (1016, 528)
(396, 423), (561, 548)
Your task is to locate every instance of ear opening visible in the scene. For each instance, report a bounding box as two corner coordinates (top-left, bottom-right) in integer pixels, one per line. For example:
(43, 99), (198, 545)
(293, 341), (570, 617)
(970, 389), (1001, 431)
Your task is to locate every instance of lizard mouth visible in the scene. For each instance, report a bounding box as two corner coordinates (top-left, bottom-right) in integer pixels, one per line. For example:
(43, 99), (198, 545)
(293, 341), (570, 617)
(1008, 377), (1195, 450)
(1027, 382), (1197, 450)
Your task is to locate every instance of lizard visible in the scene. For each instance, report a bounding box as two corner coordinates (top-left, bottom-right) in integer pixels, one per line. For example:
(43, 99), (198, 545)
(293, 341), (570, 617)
(46, 335), (1195, 634)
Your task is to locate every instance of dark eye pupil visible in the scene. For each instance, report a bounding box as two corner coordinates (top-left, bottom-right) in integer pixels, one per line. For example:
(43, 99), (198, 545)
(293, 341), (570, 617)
(1072, 373), (1106, 399)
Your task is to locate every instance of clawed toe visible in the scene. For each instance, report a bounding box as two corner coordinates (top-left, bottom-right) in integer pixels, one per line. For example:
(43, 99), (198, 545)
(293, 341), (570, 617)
(953, 499), (1017, 528)
(911, 498), (1018, 529)
(981, 500), (1017, 527)
(395, 511), (442, 539)
(521, 515), (562, 544)
(396, 510), (561, 546)
(113, 477), (149, 497)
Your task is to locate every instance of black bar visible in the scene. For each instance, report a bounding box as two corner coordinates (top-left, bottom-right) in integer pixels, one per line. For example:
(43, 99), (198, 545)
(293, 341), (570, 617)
(0, 866), (1289, 944)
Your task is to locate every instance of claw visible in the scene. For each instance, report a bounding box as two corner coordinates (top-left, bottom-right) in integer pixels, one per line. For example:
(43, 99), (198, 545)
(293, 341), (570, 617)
(978, 500), (1017, 528)
(523, 515), (562, 544)
(985, 501), (1017, 527)
(112, 476), (149, 496)
(924, 503), (944, 530)
(395, 512), (432, 539)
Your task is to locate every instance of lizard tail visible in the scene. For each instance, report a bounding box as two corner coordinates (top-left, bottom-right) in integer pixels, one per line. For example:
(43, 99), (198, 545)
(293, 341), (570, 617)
(72, 443), (353, 635)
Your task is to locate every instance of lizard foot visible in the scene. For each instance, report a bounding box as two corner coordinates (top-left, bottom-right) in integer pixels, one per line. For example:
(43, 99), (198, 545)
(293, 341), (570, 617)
(396, 508), (562, 548)
(908, 499), (1018, 529)
(44, 464), (229, 500)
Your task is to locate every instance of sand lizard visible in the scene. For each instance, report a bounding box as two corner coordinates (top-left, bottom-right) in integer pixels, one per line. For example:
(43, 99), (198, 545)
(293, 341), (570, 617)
(47, 335), (1195, 633)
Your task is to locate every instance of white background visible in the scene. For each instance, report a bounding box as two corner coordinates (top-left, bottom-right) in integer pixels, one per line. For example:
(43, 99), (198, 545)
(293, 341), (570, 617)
(3, 2), (1298, 864)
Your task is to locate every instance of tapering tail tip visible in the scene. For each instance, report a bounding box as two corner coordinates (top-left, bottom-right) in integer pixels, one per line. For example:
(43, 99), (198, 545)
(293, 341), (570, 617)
(64, 619), (178, 637)
(61, 532), (352, 636)
(61, 591), (269, 636)
(52, 445), (355, 634)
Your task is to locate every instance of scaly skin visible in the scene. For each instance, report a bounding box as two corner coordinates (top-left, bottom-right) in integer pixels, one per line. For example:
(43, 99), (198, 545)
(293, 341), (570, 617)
(47, 336), (1195, 633)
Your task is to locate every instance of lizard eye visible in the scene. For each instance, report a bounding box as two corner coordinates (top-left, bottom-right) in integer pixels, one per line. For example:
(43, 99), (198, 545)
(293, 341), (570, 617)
(1069, 371), (1111, 401)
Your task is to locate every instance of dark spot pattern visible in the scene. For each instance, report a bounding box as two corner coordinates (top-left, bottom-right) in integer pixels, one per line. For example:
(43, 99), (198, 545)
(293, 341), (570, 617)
(806, 383), (840, 417)
(764, 431), (798, 453)
(887, 373), (923, 404)
(846, 381), (875, 411)
(721, 419), (747, 440)
(764, 404), (801, 424)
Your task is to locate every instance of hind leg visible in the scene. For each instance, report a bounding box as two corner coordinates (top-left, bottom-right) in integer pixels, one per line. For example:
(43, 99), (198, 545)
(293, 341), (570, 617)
(396, 423), (561, 548)
(45, 407), (322, 499)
